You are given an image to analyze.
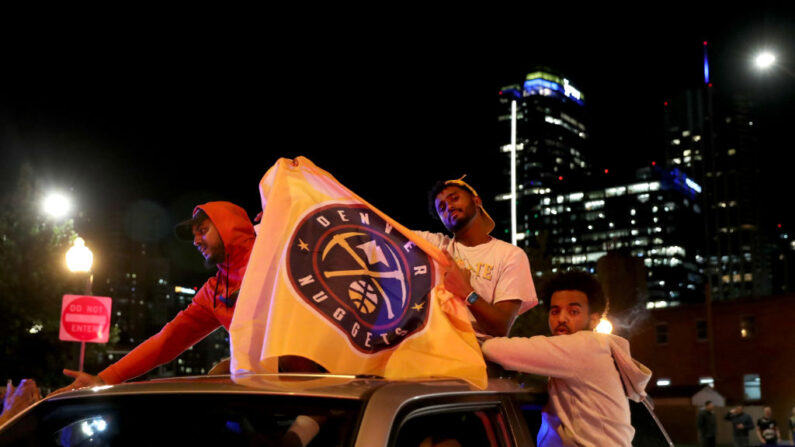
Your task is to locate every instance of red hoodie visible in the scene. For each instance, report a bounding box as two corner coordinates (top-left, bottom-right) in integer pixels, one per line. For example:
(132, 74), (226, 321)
(99, 202), (255, 384)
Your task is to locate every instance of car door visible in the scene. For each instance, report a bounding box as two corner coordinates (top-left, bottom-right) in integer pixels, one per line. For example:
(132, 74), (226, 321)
(386, 395), (535, 447)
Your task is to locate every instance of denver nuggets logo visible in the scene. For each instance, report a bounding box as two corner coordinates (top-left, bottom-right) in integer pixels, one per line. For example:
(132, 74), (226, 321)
(287, 204), (432, 353)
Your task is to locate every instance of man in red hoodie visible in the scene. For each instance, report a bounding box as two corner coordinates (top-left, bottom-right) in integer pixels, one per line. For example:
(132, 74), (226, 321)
(53, 201), (255, 392)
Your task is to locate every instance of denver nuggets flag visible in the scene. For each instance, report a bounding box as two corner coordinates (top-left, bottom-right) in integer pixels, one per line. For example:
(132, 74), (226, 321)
(230, 156), (487, 389)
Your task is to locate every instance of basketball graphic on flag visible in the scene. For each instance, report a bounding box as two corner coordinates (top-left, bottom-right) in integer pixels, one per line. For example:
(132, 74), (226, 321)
(348, 279), (379, 314)
(287, 203), (433, 353)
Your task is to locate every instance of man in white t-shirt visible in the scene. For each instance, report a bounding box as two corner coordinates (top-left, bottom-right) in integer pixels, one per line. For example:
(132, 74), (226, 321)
(416, 177), (537, 338)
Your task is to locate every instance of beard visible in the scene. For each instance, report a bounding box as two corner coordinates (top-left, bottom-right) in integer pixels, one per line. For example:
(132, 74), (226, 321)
(203, 248), (226, 269)
(444, 207), (477, 233)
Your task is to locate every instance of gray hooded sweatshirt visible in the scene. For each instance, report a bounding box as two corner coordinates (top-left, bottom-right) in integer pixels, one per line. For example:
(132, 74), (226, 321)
(482, 331), (651, 447)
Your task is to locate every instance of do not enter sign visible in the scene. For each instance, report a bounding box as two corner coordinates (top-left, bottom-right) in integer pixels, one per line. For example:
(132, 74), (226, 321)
(59, 295), (113, 343)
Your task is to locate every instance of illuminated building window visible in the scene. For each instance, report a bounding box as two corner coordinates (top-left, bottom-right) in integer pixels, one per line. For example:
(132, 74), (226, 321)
(744, 273), (753, 282)
(699, 377), (714, 387)
(585, 200), (604, 210)
(587, 191), (605, 199)
(740, 316), (755, 339)
(655, 323), (668, 344)
(672, 139), (681, 145)
(630, 209), (636, 216)
(672, 158), (681, 164)
(683, 149), (692, 156)
(693, 135), (702, 142)
(628, 183), (650, 194)
(696, 319), (708, 341)
(567, 192), (584, 202)
(656, 378), (671, 387)
(743, 374), (761, 400)
(682, 130), (691, 137)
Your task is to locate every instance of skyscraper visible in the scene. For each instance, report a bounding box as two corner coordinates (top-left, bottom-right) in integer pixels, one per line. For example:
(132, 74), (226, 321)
(664, 86), (768, 300)
(497, 69), (704, 308)
(496, 69), (591, 251)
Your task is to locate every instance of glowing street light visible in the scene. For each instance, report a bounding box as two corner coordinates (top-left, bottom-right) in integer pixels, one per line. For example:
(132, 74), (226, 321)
(66, 238), (93, 273)
(65, 237), (94, 372)
(752, 50), (794, 78)
(754, 51), (776, 70)
(43, 192), (72, 219)
(594, 317), (613, 334)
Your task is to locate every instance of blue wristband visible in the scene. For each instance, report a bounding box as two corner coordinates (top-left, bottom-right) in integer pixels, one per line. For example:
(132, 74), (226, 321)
(465, 291), (479, 306)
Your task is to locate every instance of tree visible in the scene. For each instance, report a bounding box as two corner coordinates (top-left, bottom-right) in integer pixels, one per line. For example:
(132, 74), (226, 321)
(0, 164), (78, 390)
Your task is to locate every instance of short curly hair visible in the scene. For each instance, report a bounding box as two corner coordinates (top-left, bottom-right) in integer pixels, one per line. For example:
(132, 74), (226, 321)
(540, 270), (607, 316)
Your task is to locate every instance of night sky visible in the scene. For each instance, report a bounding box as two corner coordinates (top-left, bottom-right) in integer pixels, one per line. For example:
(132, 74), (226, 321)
(2, 9), (794, 282)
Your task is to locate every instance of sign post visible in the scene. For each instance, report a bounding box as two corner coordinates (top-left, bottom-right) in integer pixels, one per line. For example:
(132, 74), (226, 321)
(59, 295), (112, 371)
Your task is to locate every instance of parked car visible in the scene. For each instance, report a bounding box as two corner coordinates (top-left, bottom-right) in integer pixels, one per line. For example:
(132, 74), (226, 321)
(0, 374), (672, 446)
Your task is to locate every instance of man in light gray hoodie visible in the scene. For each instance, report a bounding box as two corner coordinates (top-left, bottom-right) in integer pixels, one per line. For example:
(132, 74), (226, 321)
(481, 271), (651, 447)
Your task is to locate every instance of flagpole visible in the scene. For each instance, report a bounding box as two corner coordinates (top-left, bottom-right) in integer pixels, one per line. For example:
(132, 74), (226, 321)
(510, 100), (518, 245)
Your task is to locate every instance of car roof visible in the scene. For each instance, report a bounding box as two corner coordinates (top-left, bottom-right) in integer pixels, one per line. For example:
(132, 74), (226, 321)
(46, 374), (543, 403)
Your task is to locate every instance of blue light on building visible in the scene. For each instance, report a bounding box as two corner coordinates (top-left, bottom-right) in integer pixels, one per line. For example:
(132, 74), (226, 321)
(703, 42), (710, 85)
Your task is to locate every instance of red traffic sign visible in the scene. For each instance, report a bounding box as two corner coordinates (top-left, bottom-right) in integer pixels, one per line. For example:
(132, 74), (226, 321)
(59, 295), (113, 343)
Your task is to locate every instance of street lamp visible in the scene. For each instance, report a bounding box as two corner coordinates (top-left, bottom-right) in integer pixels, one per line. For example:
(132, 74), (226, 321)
(66, 237), (93, 273)
(43, 192), (72, 219)
(66, 237), (94, 371)
(754, 51), (776, 70)
(753, 50), (794, 78)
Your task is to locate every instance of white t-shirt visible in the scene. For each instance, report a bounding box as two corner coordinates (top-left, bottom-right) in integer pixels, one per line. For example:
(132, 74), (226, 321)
(414, 231), (538, 337)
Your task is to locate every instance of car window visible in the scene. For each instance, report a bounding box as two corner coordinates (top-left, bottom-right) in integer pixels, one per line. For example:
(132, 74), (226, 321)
(393, 406), (511, 447)
(516, 397), (672, 447)
(0, 393), (363, 447)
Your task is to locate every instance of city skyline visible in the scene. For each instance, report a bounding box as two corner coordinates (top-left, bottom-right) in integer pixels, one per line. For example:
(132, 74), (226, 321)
(1, 10), (793, 245)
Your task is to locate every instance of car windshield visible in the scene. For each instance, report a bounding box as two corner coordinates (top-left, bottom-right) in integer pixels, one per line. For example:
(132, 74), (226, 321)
(0, 393), (363, 447)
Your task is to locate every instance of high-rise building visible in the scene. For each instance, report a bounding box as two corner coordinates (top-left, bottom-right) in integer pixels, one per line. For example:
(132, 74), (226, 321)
(664, 85), (768, 299)
(496, 69), (704, 308)
(498, 69), (591, 193)
(525, 167), (705, 305)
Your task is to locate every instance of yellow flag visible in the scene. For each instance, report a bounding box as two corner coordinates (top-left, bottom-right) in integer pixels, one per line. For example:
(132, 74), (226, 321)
(230, 157), (486, 389)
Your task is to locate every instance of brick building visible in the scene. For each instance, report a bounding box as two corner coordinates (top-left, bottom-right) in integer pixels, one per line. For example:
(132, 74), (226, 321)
(628, 293), (795, 442)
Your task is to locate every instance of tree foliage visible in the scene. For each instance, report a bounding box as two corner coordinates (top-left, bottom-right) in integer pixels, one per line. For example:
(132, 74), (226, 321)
(0, 164), (78, 390)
